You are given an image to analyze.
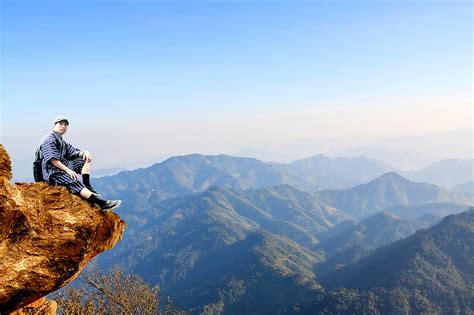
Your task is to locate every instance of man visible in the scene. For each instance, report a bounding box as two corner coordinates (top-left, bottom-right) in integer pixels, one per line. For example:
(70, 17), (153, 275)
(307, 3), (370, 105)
(40, 115), (121, 211)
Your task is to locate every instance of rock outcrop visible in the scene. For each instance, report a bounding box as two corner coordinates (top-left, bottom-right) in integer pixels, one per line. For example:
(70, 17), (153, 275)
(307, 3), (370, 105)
(0, 144), (126, 313)
(8, 297), (57, 315)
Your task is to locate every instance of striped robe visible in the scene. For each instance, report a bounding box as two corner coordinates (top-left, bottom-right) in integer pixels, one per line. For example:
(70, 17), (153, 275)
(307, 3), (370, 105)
(39, 131), (85, 193)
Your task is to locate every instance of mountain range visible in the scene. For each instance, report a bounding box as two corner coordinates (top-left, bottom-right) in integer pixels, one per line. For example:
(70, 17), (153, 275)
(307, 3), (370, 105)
(93, 154), (473, 208)
(97, 184), (347, 312)
(93, 153), (398, 212)
(68, 151), (474, 313)
(97, 183), (348, 276)
(93, 155), (473, 313)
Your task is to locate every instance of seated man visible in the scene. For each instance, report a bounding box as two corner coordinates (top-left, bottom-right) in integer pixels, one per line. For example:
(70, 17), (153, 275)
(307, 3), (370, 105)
(40, 115), (121, 211)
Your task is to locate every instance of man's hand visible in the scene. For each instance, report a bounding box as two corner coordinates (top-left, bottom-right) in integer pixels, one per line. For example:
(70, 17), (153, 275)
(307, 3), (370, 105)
(66, 169), (79, 180)
(81, 151), (92, 162)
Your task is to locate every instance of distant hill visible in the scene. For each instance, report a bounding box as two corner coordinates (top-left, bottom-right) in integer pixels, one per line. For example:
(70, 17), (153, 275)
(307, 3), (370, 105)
(451, 180), (474, 194)
(313, 212), (430, 275)
(329, 128), (473, 171)
(315, 212), (429, 257)
(417, 212), (444, 226)
(315, 172), (473, 219)
(312, 245), (373, 280)
(402, 158), (474, 189)
(294, 208), (474, 314)
(283, 154), (394, 190)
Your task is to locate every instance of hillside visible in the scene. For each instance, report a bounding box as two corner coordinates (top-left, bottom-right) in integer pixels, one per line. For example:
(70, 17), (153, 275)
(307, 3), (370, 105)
(96, 185), (350, 312)
(304, 209), (474, 314)
(175, 231), (322, 313)
(313, 212), (429, 275)
(315, 212), (428, 257)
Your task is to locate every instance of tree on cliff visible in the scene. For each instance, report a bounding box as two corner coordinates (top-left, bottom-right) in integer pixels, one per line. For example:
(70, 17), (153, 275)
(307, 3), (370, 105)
(53, 265), (186, 314)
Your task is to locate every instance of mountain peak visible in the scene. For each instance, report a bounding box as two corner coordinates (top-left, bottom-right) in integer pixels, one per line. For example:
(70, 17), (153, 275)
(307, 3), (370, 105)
(369, 172), (414, 186)
(361, 211), (401, 225)
(315, 168), (471, 219)
(291, 153), (330, 164)
(378, 171), (406, 180)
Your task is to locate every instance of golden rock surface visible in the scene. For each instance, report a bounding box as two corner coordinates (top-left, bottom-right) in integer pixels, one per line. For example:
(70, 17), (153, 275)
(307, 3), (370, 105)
(0, 144), (126, 313)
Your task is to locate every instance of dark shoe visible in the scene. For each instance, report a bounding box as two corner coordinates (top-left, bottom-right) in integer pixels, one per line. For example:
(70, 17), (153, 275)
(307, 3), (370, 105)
(85, 185), (101, 197)
(100, 200), (121, 211)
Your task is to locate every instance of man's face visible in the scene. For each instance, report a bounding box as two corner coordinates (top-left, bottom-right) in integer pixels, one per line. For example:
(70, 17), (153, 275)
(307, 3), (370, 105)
(54, 121), (69, 135)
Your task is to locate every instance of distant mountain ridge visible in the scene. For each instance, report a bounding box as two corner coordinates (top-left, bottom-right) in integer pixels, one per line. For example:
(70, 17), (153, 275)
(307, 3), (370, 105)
(92, 154), (473, 209)
(93, 153), (395, 211)
(95, 154), (300, 212)
(385, 202), (470, 220)
(451, 180), (474, 194)
(282, 154), (394, 189)
(402, 158), (474, 189)
(315, 172), (473, 219)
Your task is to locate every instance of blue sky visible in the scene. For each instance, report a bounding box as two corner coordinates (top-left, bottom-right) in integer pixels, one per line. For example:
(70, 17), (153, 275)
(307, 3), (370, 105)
(1, 0), (472, 178)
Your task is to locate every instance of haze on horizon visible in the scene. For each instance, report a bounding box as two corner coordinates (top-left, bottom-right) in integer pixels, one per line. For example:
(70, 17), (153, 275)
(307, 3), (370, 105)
(1, 0), (472, 179)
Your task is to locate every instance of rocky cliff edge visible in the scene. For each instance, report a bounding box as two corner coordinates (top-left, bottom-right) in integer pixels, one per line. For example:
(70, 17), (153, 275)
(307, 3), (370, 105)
(0, 144), (126, 313)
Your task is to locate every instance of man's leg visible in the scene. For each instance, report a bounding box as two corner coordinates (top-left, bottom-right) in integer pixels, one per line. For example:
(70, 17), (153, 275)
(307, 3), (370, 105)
(49, 172), (93, 201)
(50, 172), (121, 211)
(79, 187), (92, 199)
(79, 187), (121, 211)
(68, 158), (120, 210)
(70, 157), (100, 195)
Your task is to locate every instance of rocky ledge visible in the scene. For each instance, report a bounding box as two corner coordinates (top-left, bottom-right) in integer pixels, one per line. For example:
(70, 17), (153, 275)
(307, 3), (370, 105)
(0, 144), (126, 313)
